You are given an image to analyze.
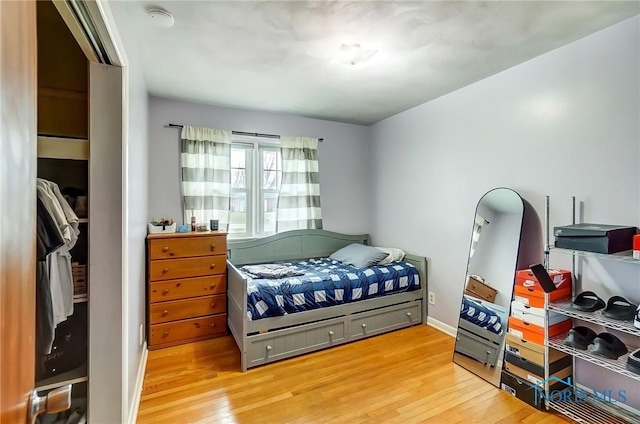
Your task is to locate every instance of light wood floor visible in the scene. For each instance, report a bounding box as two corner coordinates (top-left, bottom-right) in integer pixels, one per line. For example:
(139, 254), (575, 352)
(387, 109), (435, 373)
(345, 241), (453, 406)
(137, 325), (573, 423)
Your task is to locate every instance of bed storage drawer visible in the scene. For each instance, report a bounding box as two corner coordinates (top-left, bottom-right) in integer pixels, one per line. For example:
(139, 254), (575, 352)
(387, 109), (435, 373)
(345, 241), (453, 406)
(150, 295), (227, 324)
(150, 314), (227, 345)
(247, 318), (347, 366)
(149, 255), (227, 281)
(350, 301), (421, 340)
(455, 328), (500, 365)
(149, 235), (227, 259)
(149, 275), (227, 302)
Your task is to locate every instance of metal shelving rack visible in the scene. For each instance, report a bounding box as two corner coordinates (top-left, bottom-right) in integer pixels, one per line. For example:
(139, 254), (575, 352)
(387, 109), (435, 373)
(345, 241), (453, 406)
(544, 196), (640, 424)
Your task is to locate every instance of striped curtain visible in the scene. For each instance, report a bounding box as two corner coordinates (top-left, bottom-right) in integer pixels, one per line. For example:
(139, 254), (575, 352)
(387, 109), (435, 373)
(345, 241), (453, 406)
(276, 136), (322, 232)
(180, 126), (231, 227)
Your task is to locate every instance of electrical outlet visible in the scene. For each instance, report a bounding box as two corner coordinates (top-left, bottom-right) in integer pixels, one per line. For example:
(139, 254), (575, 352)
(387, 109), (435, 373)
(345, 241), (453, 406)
(428, 291), (436, 305)
(139, 324), (144, 345)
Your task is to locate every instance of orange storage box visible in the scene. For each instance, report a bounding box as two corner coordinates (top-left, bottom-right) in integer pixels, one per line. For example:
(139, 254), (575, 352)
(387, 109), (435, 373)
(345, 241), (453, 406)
(515, 268), (571, 291)
(514, 285), (571, 308)
(508, 316), (572, 345)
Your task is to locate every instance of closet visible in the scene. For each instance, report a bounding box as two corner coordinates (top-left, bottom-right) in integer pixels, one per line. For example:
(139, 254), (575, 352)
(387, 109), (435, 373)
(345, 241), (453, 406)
(35, 1), (89, 422)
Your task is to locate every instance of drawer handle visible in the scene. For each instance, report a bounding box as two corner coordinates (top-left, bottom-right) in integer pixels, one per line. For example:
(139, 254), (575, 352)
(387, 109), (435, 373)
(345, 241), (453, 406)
(361, 323), (367, 329)
(210, 243), (216, 251)
(328, 330), (334, 336)
(176, 283), (181, 287)
(266, 345), (272, 352)
(209, 264), (216, 269)
(162, 246), (169, 252)
(210, 283), (216, 289)
(406, 312), (412, 317)
(210, 302), (216, 308)
(162, 289), (169, 295)
(161, 309), (168, 316)
(210, 323), (216, 328)
(195, 323), (201, 328)
(162, 267), (169, 273)
(163, 330), (169, 337)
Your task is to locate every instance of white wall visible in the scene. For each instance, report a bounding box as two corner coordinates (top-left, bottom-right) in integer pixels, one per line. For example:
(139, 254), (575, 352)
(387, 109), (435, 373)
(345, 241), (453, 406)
(123, 39), (149, 423)
(148, 97), (371, 234)
(108, 3), (150, 422)
(369, 16), (640, 409)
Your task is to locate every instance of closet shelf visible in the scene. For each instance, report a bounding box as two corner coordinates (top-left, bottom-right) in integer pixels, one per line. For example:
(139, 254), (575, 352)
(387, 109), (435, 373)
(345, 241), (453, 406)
(549, 300), (640, 337)
(549, 247), (640, 265)
(35, 363), (87, 392)
(548, 336), (640, 382)
(37, 136), (88, 160)
(73, 294), (88, 303)
(548, 394), (638, 424)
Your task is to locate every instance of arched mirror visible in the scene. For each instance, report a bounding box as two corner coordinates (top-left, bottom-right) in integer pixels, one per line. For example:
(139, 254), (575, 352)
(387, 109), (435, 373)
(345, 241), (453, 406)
(453, 187), (541, 387)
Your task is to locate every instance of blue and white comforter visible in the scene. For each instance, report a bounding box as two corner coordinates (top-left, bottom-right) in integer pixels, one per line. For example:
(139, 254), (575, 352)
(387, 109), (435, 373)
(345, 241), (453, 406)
(241, 258), (421, 321)
(460, 295), (503, 335)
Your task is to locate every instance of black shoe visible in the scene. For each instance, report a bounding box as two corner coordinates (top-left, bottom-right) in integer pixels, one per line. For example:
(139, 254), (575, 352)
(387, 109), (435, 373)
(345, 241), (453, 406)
(563, 326), (597, 350)
(589, 333), (628, 359)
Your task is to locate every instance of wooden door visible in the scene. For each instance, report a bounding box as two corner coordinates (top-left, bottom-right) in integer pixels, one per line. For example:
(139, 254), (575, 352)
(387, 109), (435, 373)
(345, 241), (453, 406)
(0, 0), (37, 423)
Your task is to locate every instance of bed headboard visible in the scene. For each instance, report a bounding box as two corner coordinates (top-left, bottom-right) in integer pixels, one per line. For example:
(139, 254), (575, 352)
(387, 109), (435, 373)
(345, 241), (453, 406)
(227, 229), (369, 265)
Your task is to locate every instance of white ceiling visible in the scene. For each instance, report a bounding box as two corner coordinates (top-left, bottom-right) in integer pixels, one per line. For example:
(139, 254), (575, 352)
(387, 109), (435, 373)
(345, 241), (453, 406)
(110, 1), (639, 125)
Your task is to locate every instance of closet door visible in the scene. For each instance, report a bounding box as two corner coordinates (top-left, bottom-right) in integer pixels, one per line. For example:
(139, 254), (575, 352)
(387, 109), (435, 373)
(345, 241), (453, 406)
(0, 0), (37, 422)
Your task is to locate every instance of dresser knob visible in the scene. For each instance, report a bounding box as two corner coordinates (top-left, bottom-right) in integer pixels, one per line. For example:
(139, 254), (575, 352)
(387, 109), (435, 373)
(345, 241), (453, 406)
(210, 283), (216, 289)
(210, 244), (216, 251)
(210, 302), (216, 308)
(195, 323), (201, 328)
(163, 331), (169, 337)
(210, 323), (216, 328)
(209, 264), (216, 269)
(176, 282), (181, 287)
(162, 289), (169, 295)
(266, 345), (272, 352)
(328, 330), (334, 336)
(361, 323), (367, 329)
(406, 312), (412, 317)
(162, 246), (169, 252)
(162, 267), (169, 273)
(161, 310), (168, 316)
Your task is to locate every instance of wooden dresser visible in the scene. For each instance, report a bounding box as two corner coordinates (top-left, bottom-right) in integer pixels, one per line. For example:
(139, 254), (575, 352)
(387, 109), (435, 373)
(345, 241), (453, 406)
(147, 231), (228, 350)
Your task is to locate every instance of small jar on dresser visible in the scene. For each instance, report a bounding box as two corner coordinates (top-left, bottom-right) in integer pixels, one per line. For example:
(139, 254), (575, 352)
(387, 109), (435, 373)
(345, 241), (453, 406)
(146, 231), (228, 350)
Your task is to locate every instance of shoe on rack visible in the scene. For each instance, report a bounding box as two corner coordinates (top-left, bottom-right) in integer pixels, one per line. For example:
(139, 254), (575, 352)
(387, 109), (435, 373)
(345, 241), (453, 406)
(589, 333), (628, 360)
(602, 296), (638, 321)
(563, 326), (597, 350)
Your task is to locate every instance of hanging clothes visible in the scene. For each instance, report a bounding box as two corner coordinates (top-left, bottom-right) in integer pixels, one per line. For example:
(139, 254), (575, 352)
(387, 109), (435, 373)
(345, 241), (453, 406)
(36, 197), (64, 355)
(36, 178), (80, 354)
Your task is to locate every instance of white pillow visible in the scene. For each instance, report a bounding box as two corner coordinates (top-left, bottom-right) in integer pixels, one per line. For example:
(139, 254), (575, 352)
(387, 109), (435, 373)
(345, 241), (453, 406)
(374, 247), (406, 265)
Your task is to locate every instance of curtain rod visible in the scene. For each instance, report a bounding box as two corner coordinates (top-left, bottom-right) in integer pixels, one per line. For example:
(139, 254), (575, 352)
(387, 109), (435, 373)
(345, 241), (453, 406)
(166, 123), (323, 142)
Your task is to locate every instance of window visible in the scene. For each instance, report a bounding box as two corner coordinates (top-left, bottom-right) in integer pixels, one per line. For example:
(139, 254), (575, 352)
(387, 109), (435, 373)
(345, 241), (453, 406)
(229, 137), (282, 239)
(469, 214), (486, 258)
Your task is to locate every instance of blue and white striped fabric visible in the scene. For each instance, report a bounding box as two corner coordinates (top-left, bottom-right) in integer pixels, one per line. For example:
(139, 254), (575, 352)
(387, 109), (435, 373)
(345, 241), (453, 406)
(460, 295), (503, 335)
(242, 258), (420, 321)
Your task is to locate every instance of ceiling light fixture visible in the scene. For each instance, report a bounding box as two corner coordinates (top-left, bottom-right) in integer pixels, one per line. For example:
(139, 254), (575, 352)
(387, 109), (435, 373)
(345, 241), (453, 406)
(147, 8), (174, 28)
(337, 43), (378, 66)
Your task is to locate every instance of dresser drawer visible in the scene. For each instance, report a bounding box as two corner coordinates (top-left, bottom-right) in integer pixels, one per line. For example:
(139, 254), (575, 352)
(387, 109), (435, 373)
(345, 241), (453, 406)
(149, 275), (226, 303)
(150, 315), (226, 345)
(150, 295), (226, 324)
(149, 255), (226, 281)
(149, 235), (227, 260)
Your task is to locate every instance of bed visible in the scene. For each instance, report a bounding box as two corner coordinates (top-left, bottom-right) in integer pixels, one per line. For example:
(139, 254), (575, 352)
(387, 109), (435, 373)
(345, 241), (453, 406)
(227, 229), (428, 371)
(455, 294), (507, 367)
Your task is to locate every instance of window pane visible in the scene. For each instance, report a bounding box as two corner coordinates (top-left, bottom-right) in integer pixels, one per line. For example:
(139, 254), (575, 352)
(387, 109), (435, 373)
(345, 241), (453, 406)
(229, 192), (247, 234)
(263, 170), (279, 190)
(263, 192), (278, 234)
(231, 169), (245, 189)
(231, 148), (245, 168)
(263, 150), (278, 170)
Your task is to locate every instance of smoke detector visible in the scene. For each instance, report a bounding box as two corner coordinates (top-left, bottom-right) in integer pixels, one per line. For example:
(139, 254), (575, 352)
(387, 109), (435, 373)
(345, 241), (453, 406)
(147, 8), (174, 28)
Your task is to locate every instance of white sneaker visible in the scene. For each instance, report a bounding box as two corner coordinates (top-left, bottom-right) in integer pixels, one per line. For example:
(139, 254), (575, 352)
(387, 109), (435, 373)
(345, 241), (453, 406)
(635, 305), (640, 329)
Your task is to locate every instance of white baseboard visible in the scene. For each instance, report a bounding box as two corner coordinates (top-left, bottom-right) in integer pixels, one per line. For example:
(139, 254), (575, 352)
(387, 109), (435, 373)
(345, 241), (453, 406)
(427, 316), (457, 338)
(128, 343), (148, 424)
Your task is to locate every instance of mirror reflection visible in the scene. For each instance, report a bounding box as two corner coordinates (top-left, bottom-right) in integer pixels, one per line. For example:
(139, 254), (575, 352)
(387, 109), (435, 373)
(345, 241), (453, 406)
(453, 188), (525, 387)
